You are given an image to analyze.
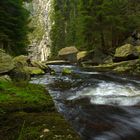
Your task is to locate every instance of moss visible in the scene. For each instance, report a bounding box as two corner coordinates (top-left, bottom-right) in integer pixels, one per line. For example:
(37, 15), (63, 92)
(0, 81), (54, 112)
(114, 44), (136, 57)
(13, 55), (28, 67)
(0, 81), (80, 140)
(23, 66), (45, 75)
(62, 68), (73, 76)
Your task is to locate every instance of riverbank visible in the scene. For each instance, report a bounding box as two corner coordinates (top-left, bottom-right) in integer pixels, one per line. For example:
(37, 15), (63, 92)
(0, 81), (80, 140)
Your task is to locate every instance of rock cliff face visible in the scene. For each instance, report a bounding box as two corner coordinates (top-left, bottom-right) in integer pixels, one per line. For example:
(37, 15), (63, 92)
(25, 0), (53, 61)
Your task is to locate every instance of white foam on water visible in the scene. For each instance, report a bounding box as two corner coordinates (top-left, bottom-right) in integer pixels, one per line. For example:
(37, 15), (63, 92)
(68, 81), (140, 106)
(77, 71), (100, 75)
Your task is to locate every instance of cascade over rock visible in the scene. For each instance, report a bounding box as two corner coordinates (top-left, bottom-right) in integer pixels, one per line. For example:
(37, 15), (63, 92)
(25, 0), (53, 61)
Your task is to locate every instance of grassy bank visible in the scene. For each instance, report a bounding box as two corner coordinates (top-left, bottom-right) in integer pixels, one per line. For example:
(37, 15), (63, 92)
(0, 81), (80, 140)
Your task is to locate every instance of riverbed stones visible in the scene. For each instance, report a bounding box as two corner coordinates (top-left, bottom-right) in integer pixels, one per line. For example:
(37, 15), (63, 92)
(0, 49), (15, 74)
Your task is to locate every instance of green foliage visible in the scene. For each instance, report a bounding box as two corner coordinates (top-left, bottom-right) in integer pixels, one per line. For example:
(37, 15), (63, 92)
(0, 0), (30, 55)
(51, 0), (140, 55)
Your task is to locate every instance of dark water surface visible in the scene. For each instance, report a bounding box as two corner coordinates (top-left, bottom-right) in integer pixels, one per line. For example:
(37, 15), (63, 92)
(31, 65), (140, 140)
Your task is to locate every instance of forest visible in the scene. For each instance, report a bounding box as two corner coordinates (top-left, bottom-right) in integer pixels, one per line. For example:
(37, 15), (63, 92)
(51, 0), (140, 56)
(0, 0), (31, 55)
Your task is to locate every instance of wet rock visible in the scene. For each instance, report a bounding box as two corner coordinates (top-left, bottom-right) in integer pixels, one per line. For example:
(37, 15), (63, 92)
(0, 49), (15, 74)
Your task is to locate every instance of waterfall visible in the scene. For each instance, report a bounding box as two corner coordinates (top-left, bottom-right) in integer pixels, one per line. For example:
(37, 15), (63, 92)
(25, 0), (53, 61)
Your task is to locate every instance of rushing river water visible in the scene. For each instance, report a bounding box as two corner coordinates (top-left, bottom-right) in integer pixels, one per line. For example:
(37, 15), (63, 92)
(31, 65), (140, 140)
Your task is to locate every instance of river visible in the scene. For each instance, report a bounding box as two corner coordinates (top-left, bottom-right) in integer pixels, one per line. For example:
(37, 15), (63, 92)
(31, 65), (140, 140)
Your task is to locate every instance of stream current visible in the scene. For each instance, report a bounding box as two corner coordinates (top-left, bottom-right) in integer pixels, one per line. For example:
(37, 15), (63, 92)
(31, 65), (140, 140)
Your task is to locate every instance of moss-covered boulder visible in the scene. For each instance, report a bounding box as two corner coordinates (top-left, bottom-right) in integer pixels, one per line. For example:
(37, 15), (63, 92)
(12, 56), (46, 81)
(0, 49), (15, 74)
(23, 66), (45, 75)
(13, 55), (29, 67)
(114, 44), (138, 62)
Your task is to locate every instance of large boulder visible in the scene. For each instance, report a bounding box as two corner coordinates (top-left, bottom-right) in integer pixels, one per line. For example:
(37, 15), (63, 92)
(0, 49), (15, 74)
(58, 46), (78, 62)
(113, 44), (139, 62)
(13, 55), (29, 67)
